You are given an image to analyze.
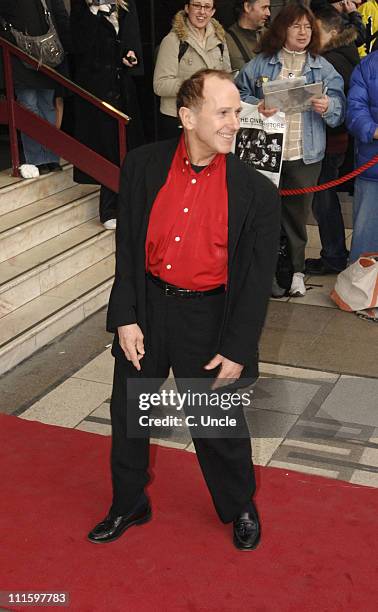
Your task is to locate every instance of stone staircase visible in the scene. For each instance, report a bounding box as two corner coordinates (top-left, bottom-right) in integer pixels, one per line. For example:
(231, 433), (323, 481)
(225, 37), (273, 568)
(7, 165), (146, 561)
(0, 165), (115, 375)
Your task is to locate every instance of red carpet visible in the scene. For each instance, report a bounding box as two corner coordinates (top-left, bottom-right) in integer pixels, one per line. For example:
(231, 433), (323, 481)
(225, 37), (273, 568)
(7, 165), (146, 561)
(0, 413), (377, 612)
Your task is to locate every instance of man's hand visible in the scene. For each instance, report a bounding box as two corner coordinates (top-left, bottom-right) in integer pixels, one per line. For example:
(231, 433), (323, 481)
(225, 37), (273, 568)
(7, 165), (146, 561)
(257, 100), (279, 118)
(204, 354), (243, 390)
(311, 95), (329, 115)
(118, 323), (145, 370)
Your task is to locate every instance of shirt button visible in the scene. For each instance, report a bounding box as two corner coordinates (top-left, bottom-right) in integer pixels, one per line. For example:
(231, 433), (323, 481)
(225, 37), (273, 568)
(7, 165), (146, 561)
(166, 264), (172, 270)
(183, 208), (189, 213)
(185, 160), (189, 165)
(175, 236), (180, 242)
(191, 178), (197, 184)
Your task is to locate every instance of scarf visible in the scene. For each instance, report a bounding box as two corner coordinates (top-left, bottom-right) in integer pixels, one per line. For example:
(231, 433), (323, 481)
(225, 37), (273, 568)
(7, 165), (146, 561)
(86, 0), (129, 33)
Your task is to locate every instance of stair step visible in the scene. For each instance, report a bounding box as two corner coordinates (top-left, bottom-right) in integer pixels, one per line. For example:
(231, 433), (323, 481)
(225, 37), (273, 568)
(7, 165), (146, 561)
(0, 221), (115, 316)
(0, 255), (114, 375)
(0, 185), (99, 263)
(0, 165), (75, 216)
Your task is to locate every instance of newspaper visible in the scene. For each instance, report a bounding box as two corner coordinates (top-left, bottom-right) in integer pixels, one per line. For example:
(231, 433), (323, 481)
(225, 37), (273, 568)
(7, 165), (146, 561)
(233, 102), (286, 187)
(263, 79), (323, 115)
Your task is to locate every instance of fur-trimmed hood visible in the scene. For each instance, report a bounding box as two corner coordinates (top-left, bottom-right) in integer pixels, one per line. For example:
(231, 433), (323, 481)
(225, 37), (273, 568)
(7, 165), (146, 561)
(322, 27), (357, 53)
(321, 25), (360, 99)
(172, 9), (226, 42)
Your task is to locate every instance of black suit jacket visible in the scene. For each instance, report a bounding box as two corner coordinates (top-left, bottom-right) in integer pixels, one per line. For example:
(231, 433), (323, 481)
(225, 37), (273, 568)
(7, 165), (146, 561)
(107, 138), (280, 379)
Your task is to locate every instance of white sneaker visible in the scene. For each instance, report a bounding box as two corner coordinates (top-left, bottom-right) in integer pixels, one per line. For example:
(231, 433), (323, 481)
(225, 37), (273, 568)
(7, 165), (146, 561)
(289, 272), (306, 297)
(20, 164), (39, 179)
(103, 218), (117, 230)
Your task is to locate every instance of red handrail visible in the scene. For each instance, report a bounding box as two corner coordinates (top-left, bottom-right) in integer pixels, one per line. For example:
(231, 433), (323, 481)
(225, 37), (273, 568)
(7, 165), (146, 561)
(0, 36), (129, 191)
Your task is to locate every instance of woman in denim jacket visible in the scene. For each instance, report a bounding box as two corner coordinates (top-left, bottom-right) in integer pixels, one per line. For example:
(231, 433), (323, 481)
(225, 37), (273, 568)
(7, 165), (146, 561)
(236, 2), (345, 297)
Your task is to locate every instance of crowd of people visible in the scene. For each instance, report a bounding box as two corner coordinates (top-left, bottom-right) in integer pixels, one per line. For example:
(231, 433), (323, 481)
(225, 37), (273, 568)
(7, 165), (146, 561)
(1, 0), (378, 294)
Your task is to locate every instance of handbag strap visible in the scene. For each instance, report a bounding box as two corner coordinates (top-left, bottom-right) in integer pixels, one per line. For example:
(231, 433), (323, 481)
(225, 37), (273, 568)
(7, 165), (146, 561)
(0, 0), (55, 34)
(226, 29), (251, 65)
(39, 0), (55, 30)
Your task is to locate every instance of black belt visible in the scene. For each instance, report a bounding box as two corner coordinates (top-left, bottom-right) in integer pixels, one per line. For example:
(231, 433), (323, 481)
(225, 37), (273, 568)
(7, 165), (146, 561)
(147, 273), (225, 298)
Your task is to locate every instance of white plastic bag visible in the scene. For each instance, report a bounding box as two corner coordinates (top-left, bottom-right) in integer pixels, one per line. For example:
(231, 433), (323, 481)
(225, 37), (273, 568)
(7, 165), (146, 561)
(331, 254), (378, 311)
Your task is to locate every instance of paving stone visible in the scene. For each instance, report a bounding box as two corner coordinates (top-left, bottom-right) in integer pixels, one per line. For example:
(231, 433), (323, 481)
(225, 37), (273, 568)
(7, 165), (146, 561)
(317, 376), (378, 427)
(269, 460), (339, 480)
(259, 362), (339, 381)
(90, 402), (111, 420)
(246, 409), (298, 439)
(251, 378), (321, 415)
(252, 437), (284, 466)
(350, 470), (378, 487)
(265, 300), (336, 334)
(73, 348), (114, 385)
(0, 308), (110, 416)
(359, 444), (378, 468)
(76, 420), (111, 436)
(20, 378), (112, 428)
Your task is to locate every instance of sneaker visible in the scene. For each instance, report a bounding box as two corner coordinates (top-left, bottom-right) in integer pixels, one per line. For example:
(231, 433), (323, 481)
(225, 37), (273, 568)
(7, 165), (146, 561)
(289, 272), (306, 297)
(19, 164), (39, 179)
(103, 218), (117, 230)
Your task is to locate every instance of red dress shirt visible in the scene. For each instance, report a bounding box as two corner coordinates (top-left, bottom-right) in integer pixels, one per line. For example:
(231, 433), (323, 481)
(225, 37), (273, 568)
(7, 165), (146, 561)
(146, 136), (228, 291)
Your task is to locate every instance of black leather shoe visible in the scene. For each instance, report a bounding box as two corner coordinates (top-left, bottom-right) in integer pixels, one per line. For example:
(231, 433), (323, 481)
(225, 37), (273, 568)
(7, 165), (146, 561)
(233, 502), (261, 551)
(37, 164), (50, 175)
(305, 258), (343, 275)
(48, 162), (62, 172)
(88, 502), (151, 544)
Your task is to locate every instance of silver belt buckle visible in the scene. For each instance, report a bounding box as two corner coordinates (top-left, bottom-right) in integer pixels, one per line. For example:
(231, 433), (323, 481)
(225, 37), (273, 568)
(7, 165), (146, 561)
(165, 285), (175, 296)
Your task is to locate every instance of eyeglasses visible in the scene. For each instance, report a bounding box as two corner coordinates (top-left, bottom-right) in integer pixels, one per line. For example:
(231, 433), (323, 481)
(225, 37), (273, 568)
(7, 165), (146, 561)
(289, 23), (312, 31)
(189, 2), (214, 13)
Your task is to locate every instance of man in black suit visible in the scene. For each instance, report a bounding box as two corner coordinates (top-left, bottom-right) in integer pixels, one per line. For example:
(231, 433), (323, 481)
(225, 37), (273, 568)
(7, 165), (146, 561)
(88, 69), (280, 550)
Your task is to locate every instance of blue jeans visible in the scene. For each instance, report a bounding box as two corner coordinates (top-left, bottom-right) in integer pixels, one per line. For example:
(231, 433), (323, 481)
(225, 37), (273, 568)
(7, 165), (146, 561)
(15, 88), (59, 166)
(311, 153), (348, 271)
(350, 177), (378, 262)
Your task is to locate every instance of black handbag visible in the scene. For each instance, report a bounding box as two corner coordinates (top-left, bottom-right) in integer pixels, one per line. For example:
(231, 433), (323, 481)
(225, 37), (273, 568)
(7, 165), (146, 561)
(2, 0), (64, 69)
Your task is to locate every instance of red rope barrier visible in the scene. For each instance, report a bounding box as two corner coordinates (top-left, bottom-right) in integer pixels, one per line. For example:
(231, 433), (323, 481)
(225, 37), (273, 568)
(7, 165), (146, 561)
(279, 153), (378, 196)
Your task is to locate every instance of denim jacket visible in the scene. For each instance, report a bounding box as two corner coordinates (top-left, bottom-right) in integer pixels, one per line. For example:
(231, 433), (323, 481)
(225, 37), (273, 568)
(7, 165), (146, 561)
(235, 52), (346, 164)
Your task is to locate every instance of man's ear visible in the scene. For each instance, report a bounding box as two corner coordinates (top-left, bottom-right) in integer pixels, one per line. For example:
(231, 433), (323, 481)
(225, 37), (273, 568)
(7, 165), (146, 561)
(330, 28), (338, 39)
(179, 106), (196, 130)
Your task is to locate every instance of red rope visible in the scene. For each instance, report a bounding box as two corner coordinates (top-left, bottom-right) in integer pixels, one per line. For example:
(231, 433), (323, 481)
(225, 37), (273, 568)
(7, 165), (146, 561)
(279, 153), (378, 196)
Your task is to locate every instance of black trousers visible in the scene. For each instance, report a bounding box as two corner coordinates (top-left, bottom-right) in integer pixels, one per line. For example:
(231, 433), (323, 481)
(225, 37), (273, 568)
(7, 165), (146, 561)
(110, 279), (255, 523)
(100, 185), (118, 223)
(280, 160), (322, 272)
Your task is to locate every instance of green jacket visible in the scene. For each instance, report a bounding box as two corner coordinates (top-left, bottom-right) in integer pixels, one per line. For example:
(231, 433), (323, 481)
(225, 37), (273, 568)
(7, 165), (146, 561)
(225, 22), (266, 72)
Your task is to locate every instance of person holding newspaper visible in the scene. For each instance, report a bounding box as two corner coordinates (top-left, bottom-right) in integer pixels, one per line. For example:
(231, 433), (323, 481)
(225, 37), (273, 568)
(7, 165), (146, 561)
(236, 2), (345, 297)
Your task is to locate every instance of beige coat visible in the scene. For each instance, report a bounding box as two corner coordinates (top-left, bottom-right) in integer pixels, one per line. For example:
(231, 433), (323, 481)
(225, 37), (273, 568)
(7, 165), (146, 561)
(153, 10), (231, 117)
